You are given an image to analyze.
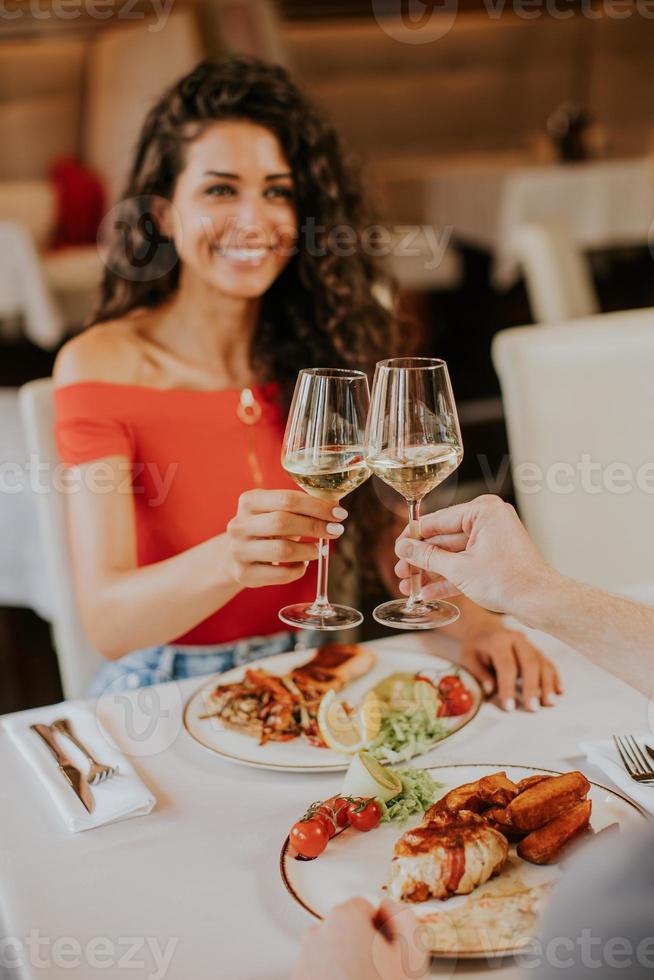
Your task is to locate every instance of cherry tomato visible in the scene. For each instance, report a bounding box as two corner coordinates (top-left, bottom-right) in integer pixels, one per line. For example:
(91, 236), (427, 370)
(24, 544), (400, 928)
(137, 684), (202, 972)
(444, 688), (474, 716)
(314, 808), (337, 839)
(324, 796), (351, 829)
(347, 798), (382, 832)
(290, 817), (329, 858)
(438, 674), (464, 696)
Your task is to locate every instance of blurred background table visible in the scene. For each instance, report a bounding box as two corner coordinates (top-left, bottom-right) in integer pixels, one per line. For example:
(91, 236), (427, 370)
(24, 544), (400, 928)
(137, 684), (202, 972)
(375, 154), (654, 288)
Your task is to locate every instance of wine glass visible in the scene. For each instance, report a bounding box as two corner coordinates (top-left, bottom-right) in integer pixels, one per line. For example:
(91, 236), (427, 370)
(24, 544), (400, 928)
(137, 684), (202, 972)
(365, 357), (463, 629)
(279, 368), (371, 630)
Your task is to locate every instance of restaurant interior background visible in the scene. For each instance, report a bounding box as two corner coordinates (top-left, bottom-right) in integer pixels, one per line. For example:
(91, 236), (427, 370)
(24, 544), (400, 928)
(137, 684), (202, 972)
(2, 0), (654, 713)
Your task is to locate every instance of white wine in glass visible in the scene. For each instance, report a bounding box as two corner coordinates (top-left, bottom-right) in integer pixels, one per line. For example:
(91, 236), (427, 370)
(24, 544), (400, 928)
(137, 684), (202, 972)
(279, 368), (371, 630)
(365, 357), (463, 629)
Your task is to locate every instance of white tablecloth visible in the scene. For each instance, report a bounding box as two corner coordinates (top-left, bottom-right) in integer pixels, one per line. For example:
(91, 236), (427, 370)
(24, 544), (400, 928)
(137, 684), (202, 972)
(376, 153), (654, 288)
(0, 623), (651, 980)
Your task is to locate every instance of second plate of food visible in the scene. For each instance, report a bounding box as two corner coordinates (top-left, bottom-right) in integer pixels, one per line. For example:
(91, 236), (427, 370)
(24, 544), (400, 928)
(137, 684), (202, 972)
(280, 763), (646, 958)
(183, 643), (482, 772)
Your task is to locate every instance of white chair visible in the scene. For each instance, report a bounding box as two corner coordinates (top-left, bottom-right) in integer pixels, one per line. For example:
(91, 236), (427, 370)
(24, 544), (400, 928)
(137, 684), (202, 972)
(19, 379), (102, 699)
(511, 220), (600, 324)
(0, 221), (65, 348)
(492, 308), (654, 592)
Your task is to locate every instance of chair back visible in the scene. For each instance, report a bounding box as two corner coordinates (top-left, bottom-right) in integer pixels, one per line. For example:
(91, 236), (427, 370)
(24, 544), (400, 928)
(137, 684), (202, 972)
(511, 220), (600, 324)
(19, 378), (102, 698)
(492, 308), (654, 591)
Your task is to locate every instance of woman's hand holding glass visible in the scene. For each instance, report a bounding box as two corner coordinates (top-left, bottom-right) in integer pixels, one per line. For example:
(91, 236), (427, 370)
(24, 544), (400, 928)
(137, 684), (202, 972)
(226, 489), (347, 589)
(278, 368), (371, 630)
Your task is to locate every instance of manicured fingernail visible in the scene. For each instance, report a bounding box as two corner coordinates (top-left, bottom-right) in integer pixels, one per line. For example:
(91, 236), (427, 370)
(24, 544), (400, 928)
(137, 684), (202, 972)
(503, 698), (515, 713)
(543, 694), (554, 706)
(332, 507), (348, 520)
(527, 697), (540, 712)
(326, 523), (344, 536)
(483, 680), (494, 695)
(396, 540), (414, 558)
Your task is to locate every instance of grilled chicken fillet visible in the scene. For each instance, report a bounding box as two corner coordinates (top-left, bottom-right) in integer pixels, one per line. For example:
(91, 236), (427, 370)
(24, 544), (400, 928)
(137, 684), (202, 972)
(390, 810), (509, 902)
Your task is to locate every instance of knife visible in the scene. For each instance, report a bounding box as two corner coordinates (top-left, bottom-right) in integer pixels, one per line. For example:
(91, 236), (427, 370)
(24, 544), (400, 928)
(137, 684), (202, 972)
(30, 723), (95, 814)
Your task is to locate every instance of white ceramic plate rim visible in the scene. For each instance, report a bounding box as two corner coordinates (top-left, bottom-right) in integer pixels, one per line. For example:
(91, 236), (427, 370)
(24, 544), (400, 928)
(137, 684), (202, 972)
(183, 647), (483, 772)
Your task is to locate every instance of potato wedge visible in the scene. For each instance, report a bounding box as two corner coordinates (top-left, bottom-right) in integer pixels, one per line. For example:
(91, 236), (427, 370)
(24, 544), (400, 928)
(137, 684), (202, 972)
(517, 800), (592, 864)
(516, 774), (553, 794)
(478, 772), (519, 808)
(424, 780), (486, 819)
(483, 806), (526, 842)
(507, 771), (590, 832)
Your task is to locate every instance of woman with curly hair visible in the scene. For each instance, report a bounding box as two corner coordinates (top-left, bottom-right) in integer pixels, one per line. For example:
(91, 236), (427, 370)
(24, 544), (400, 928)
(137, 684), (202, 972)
(53, 57), (560, 707)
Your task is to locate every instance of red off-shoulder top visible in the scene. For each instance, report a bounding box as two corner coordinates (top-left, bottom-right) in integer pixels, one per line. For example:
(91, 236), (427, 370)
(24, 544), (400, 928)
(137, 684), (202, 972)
(54, 381), (316, 645)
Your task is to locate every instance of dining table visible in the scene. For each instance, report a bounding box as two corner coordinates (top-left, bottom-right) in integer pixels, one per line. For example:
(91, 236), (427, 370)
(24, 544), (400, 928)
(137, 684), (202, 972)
(0, 618), (651, 980)
(374, 152), (654, 289)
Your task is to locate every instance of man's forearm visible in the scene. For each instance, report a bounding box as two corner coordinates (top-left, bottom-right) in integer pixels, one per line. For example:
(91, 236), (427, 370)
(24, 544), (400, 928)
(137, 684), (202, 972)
(515, 571), (654, 694)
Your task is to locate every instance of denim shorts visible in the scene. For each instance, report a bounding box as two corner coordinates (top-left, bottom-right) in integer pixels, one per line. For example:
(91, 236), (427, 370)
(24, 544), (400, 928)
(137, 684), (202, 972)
(86, 630), (317, 697)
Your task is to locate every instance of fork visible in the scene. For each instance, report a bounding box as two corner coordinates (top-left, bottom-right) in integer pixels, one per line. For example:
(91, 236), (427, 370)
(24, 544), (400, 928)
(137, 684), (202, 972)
(51, 718), (118, 785)
(613, 734), (654, 783)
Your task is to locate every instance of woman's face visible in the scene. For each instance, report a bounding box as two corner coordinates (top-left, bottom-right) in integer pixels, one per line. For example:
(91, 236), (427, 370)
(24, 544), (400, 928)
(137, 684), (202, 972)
(169, 120), (298, 299)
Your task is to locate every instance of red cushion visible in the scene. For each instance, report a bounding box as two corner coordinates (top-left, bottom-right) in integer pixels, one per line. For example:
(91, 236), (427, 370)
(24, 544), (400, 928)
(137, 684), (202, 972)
(49, 157), (106, 249)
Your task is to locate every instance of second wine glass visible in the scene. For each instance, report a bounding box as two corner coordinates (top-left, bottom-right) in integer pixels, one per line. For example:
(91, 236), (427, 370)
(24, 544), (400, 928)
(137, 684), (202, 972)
(279, 368), (371, 631)
(365, 357), (463, 630)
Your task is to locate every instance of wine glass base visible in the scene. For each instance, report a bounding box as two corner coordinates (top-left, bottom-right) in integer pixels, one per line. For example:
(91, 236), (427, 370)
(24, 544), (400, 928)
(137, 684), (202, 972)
(372, 599), (460, 630)
(279, 603), (363, 631)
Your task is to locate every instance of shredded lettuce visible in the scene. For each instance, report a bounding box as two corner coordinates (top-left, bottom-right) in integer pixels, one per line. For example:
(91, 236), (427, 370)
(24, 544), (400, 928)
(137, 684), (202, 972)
(376, 767), (442, 824)
(369, 706), (448, 764)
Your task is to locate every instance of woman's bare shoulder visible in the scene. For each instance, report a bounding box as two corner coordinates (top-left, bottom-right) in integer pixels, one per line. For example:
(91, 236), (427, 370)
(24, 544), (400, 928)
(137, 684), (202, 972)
(53, 317), (147, 388)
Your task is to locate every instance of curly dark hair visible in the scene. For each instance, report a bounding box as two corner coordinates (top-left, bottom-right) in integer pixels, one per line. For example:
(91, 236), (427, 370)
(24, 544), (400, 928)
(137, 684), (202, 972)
(93, 55), (402, 594)
(93, 56), (398, 404)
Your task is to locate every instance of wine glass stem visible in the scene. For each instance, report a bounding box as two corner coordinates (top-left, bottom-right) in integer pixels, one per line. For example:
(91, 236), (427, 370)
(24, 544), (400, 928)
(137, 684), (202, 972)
(406, 499), (424, 611)
(310, 538), (332, 613)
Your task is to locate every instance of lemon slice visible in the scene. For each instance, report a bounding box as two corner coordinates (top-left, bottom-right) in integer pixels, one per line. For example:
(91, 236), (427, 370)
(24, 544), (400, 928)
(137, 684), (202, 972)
(317, 690), (369, 754)
(357, 691), (383, 743)
(342, 750), (403, 801)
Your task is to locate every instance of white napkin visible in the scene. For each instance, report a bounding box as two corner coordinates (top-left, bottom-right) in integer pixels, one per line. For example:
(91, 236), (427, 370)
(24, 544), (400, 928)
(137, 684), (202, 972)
(2, 703), (156, 832)
(581, 736), (654, 816)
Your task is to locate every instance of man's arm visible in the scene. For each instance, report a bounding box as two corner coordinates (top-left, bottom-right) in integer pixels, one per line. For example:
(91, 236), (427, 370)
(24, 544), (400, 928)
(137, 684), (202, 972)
(394, 495), (654, 695)
(516, 572), (654, 692)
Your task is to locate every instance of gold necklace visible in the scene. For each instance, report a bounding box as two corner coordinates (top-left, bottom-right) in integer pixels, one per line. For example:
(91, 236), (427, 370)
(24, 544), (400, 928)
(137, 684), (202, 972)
(237, 387), (264, 488)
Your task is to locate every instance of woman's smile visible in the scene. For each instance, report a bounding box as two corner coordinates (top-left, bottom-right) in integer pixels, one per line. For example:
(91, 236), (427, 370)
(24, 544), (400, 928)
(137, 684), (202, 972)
(212, 244), (273, 269)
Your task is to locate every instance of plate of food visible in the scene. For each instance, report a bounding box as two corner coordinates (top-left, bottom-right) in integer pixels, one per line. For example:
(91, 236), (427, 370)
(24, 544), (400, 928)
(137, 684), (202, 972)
(280, 762), (646, 957)
(183, 643), (482, 772)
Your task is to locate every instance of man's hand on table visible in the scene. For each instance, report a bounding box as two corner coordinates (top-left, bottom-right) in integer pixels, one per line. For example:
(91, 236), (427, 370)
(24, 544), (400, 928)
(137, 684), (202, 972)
(394, 495), (563, 710)
(291, 898), (429, 980)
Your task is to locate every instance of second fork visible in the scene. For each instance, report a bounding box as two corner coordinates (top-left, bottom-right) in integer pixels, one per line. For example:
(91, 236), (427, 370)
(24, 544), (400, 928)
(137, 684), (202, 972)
(613, 734), (654, 783)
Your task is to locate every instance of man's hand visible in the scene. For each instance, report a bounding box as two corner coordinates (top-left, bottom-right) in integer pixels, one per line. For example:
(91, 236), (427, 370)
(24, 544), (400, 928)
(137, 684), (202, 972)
(394, 496), (563, 710)
(291, 898), (429, 980)
(394, 495), (554, 617)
